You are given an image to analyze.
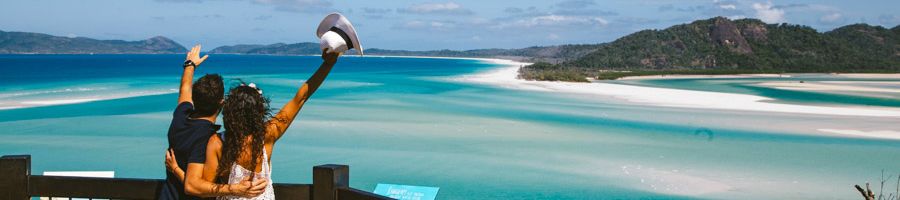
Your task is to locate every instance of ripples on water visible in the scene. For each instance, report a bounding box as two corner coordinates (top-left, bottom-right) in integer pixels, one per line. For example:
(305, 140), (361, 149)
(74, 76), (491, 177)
(0, 54), (898, 199)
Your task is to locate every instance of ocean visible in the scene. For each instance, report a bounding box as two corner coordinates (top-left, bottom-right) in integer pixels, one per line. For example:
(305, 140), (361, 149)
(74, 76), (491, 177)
(1, 54), (899, 199)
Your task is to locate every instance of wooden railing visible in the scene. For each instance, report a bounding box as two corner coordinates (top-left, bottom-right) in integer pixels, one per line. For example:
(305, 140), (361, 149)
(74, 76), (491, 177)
(0, 155), (392, 200)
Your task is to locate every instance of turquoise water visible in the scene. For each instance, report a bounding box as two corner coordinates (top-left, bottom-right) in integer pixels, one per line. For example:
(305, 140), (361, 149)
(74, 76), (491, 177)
(1, 54), (899, 199)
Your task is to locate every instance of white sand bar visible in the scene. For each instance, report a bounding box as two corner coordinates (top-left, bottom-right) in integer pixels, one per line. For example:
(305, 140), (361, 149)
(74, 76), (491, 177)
(619, 74), (790, 80)
(456, 62), (900, 118)
(833, 73), (900, 79)
(818, 129), (900, 140)
(757, 81), (900, 93)
(21, 98), (100, 105)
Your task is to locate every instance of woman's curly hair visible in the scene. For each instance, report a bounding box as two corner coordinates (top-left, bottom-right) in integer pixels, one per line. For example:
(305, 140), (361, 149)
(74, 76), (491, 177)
(216, 82), (271, 183)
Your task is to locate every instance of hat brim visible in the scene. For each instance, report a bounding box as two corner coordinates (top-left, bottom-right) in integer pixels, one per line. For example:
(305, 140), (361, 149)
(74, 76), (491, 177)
(317, 13), (363, 55)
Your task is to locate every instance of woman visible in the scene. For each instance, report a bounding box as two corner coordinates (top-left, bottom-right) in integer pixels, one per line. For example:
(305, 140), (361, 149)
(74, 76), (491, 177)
(171, 50), (341, 199)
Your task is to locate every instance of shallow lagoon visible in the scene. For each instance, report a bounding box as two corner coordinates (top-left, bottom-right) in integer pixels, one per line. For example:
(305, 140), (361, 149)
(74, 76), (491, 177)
(1, 54), (898, 199)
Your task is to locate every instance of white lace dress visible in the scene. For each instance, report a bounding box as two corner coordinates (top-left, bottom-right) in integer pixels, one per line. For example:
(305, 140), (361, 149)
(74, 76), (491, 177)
(217, 149), (275, 200)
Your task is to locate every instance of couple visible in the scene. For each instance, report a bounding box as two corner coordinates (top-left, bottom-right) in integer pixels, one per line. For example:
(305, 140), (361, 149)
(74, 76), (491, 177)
(159, 44), (341, 200)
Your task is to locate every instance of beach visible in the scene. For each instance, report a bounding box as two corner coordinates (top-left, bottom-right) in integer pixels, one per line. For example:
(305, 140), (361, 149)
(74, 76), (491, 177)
(460, 60), (900, 117)
(458, 59), (900, 140)
(757, 81), (900, 93)
(756, 81), (900, 99)
(617, 74), (791, 80)
(834, 73), (900, 79)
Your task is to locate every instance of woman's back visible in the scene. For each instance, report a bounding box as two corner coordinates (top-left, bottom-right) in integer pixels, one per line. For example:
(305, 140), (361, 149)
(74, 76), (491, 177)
(217, 148), (274, 200)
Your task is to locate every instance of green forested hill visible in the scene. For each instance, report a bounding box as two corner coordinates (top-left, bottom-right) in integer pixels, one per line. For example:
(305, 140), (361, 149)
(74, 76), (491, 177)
(521, 17), (900, 81)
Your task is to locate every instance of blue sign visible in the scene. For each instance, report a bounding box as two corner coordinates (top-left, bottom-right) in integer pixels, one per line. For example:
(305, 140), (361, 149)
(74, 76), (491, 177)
(373, 183), (439, 200)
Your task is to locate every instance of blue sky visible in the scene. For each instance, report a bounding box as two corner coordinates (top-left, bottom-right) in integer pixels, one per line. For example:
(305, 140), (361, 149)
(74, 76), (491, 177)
(2, 0), (899, 50)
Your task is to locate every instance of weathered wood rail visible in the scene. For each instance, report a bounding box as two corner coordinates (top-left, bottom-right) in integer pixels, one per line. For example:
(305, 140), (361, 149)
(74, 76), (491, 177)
(0, 155), (392, 200)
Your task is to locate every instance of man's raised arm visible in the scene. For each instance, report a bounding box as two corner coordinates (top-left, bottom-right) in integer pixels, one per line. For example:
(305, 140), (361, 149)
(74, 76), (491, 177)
(267, 50), (341, 142)
(178, 44), (209, 104)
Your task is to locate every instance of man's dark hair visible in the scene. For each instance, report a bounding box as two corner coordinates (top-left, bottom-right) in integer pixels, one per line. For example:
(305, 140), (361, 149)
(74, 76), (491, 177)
(191, 74), (224, 118)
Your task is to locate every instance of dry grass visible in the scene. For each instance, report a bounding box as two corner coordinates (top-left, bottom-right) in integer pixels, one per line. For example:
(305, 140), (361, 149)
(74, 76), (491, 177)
(856, 170), (900, 200)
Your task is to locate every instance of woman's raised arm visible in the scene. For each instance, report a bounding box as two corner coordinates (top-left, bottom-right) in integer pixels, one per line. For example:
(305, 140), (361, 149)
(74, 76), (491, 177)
(266, 50), (341, 143)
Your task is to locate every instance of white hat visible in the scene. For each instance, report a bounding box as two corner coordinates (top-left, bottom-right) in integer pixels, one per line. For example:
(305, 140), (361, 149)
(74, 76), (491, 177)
(316, 13), (363, 55)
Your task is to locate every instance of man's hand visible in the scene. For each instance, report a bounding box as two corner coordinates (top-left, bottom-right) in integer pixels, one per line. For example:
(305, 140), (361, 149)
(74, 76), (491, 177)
(178, 44), (206, 104)
(231, 177), (268, 197)
(165, 149), (179, 173)
(185, 44), (210, 67)
(321, 49), (341, 65)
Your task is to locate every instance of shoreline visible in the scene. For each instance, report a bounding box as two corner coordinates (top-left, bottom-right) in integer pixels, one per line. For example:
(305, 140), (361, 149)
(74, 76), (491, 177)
(452, 58), (900, 140)
(757, 81), (900, 93)
(453, 58), (900, 118)
(617, 74), (791, 80)
(616, 73), (900, 80)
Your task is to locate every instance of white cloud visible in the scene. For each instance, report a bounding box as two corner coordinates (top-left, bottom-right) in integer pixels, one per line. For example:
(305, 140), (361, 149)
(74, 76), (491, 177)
(555, 0), (596, 9)
(362, 7), (392, 14)
(719, 4), (737, 10)
(752, 1), (785, 23)
(879, 15), (900, 26)
(547, 33), (560, 40)
(252, 0), (333, 13)
(398, 2), (473, 15)
(495, 15), (608, 29)
(393, 20), (458, 31)
(714, 0), (737, 10)
(820, 12), (842, 23)
(713, 0), (737, 11)
(154, 0), (207, 2)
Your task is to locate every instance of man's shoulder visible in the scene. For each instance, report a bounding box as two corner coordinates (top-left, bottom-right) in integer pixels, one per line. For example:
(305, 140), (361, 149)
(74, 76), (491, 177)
(177, 101), (194, 109)
(169, 102), (195, 132)
(170, 123), (216, 147)
(174, 102), (194, 116)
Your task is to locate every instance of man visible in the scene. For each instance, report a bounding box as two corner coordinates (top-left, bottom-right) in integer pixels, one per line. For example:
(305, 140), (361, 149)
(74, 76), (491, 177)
(160, 44), (266, 200)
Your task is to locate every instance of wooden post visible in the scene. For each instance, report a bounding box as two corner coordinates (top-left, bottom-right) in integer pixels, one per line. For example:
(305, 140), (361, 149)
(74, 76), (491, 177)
(313, 164), (349, 200)
(1, 155), (31, 200)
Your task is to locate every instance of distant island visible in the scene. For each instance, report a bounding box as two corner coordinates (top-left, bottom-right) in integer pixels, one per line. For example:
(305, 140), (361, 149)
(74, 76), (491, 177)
(0, 30), (185, 54)
(209, 42), (320, 55)
(209, 42), (598, 64)
(2, 16), (898, 82)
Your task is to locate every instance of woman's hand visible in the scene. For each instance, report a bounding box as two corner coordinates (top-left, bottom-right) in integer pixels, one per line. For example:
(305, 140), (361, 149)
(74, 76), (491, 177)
(321, 49), (341, 65)
(185, 44), (209, 67)
(230, 177), (268, 197)
(165, 149), (180, 173)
